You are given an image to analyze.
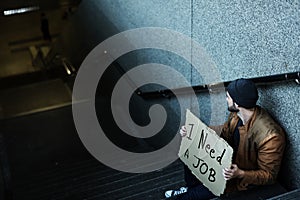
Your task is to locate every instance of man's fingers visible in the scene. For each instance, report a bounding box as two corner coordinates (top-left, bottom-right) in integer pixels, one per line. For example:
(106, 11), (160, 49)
(180, 130), (187, 137)
(223, 169), (233, 180)
(180, 125), (187, 137)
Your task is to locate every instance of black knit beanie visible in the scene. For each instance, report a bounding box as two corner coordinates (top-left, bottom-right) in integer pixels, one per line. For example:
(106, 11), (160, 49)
(227, 78), (258, 109)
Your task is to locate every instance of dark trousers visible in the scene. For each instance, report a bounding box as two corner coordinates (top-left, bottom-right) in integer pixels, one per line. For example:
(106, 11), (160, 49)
(177, 165), (215, 200)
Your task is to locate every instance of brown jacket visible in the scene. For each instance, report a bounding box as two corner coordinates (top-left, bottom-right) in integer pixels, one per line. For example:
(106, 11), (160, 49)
(220, 106), (286, 192)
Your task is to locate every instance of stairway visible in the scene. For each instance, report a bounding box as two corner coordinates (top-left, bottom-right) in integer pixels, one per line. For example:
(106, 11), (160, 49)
(12, 157), (185, 200)
(0, 78), (72, 119)
(0, 69), (186, 200)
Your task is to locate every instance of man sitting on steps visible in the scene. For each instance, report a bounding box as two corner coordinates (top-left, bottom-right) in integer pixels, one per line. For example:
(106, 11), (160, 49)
(165, 78), (286, 200)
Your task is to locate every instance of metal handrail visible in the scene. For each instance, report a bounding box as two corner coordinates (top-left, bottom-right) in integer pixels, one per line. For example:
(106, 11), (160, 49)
(138, 71), (300, 99)
(61, 58), (76, 75)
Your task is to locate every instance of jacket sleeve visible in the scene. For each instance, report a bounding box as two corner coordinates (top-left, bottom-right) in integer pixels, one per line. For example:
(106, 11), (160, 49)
(240, 133), (286, 187)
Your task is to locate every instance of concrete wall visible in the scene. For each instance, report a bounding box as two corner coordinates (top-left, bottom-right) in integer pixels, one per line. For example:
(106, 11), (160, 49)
(57, 0), (299, 190)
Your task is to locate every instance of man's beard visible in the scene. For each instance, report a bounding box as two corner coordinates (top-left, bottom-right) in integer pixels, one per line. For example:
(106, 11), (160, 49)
(228, 104), (239, 112)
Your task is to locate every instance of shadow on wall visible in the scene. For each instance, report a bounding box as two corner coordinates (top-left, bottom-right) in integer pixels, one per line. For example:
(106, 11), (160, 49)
(52, 0), (127, 71)
(257, 81), (300, 190)
(95, 61), (181, 152)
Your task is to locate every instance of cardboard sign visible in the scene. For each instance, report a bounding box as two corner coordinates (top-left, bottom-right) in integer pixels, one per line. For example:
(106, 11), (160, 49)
(178, 109), (233, 196)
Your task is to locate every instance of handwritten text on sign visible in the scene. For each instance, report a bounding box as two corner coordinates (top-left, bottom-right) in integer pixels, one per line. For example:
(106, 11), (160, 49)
(178, 110), (233, 196)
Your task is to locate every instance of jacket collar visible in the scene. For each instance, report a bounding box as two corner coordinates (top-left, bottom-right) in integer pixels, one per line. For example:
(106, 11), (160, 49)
(236, 106), (261, 133)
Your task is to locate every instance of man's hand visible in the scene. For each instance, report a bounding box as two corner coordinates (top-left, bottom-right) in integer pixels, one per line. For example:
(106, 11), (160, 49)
(223, 164), (245, 180)
(179, 125), (187, 137)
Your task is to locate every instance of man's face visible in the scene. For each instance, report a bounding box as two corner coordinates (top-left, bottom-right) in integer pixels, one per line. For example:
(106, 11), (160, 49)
(226, 92), (239, 112)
